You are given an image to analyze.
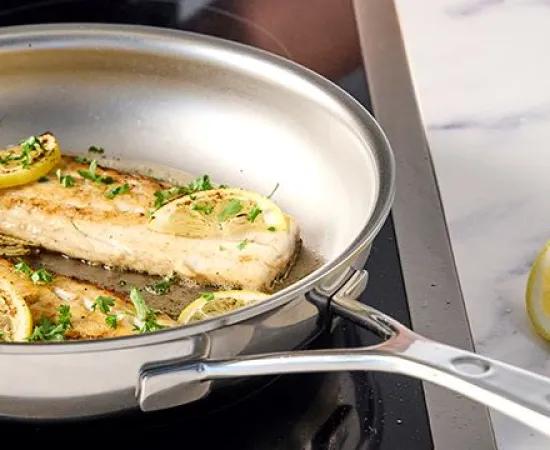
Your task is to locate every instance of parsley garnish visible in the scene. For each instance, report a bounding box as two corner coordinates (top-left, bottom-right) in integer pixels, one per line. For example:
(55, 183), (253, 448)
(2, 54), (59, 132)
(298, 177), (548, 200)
(92, 296), (115, 314)
(88, 145), (104, 154)
(201, 292), (215, 301)
(14, 260), (32, 276)
(150, 174), (218, 214)
(19, 136), (43, 169)
(218, 199), (242, 221)
(30, 268), (54, 284)
(75, 155), (90, 164)
(237, 239), (249, 250)
(153, 186), (189, 210)
(247, 204), (262, 222)
(130, 288), (165, 333)
(188, 174), (214, 192)
(105, 314), (118, 329)
(28, 304), (71, 342)
(15, 260), (53, 284)
(192, 202), (214, 215)
(105, 183), (130, 199)
(145, 274), (176, 296)
(267, 226), (276, 232)
(56, 168), (75, 188)
(78, 160), (114, 184)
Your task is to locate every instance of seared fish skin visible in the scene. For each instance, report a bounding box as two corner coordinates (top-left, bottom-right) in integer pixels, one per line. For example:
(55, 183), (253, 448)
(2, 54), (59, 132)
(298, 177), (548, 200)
(0, 258), (175, 340)
(0, 157), (299, 291)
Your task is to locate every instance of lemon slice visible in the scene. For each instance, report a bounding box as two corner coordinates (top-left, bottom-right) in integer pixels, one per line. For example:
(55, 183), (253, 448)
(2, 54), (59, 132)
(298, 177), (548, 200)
(0, 133), (61, 189)
(526, 241), (550, 340)
(178, 290), (271, 325)
(148, 188), (287, 238)
(0, 279), (33, 341)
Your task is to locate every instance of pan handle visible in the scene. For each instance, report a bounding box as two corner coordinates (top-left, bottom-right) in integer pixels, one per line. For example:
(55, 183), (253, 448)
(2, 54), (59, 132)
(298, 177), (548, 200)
(138, 271), (550, 436)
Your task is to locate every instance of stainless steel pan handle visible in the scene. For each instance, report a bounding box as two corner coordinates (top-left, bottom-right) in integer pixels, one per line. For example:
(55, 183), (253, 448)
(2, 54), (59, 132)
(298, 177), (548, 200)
(139, 270), (550, 436)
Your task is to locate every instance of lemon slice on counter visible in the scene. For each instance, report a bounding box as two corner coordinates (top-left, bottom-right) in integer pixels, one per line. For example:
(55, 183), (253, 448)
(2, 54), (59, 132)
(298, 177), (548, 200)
(148, 188), (287, 238)
(0, 279), (33, 341)
(177, 290), (271, 325)
(0, 133), (61, 188)
(526, 241), (550, 340)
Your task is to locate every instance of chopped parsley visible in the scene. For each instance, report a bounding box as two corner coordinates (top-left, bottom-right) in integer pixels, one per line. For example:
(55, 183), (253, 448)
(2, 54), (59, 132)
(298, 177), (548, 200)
(19, 135), (43, 169)
(38, 176), (49, 183)
(153, 186), (188, 210)
(267, 226), (276, 232)
(88, 145), (105, 154)
(78, 160), (114, 184)
(247, 204), (262, 223)
(15, 260), (54, 284)
(130, 288), (165, 333)
(105, 183), (130, 199)
(28, 304), (72, 342)
(218, 199), (242, 222)
(14, 260), (32, 276)
(201, 292), (215, 301)
(150, 174), (219, 214)
(237, 239), (249, 250)
(56, 168), (75, 188)
(30, 268), (54, 284)
(188, 174), (214, 192)
(105, 314), (118, 329)
(267, 182), (280, 199)
(75, 155), (90, 164)
(0, 136), (44, 167)
(145, 274), (176, 296)
(92, 296), (115, 314)
(192, 202), (214, 215)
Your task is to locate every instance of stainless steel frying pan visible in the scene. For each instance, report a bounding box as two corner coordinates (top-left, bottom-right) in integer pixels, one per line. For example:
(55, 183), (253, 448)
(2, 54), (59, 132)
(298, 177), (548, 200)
(0, 24), (549, 434)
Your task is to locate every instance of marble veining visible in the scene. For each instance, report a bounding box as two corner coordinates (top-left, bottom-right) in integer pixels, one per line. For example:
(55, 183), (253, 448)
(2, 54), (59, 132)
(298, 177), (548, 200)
(394, 0), (550, 448)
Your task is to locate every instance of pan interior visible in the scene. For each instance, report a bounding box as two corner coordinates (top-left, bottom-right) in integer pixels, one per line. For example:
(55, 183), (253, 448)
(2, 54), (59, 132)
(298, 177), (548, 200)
(0, 28), (381, 295)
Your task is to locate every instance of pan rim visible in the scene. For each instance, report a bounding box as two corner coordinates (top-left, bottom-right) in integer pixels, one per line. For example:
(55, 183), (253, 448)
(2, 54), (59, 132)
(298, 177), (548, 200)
(0, 23), (395, 353)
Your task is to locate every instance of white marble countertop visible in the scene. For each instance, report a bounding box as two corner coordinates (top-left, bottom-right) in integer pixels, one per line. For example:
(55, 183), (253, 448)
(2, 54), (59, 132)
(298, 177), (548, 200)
(393, 1), (550, 448)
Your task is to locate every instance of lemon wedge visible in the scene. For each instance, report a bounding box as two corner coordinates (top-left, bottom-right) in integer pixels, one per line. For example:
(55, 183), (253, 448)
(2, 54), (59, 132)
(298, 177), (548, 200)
(0, 278), (33, 341)
(0, 133), (61, 189)
(526, 241), (550, 340)
(178, 290), (271, 325)
(148, 188), (287, 238)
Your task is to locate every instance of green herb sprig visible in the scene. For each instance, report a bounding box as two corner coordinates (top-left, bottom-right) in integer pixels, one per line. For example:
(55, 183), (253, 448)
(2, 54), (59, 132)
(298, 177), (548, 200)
(78, 160), (114, 184)
(14, 260), (54, 285)
(105, 183), (130, 199)
(29, 304), (72, 342)
(130, 288), (165, 333)
(145, 274), (176, 296)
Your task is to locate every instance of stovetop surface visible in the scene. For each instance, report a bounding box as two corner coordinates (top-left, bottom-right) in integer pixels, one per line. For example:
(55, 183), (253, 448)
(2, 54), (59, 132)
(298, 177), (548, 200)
(0, 1), (433, 448)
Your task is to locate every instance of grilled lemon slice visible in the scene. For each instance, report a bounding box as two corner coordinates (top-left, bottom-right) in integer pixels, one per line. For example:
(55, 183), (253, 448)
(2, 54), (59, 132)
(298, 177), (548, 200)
(0, 133), (61, 188)
(0, 278), (33, 341)
(526, 241), (550, 340)
(148, 188), (287, 238)
(178, 290), (271, 325)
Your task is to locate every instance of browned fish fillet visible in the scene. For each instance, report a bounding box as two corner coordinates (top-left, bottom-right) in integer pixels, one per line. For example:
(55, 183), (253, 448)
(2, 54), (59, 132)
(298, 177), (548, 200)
(0, 258), (175, 340)
(0, 156), (299, 291)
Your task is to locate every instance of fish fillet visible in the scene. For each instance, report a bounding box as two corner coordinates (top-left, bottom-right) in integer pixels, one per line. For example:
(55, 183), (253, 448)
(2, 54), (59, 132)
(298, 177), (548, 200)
(0, 258), (175, 340)
(0, 157), (299, 291)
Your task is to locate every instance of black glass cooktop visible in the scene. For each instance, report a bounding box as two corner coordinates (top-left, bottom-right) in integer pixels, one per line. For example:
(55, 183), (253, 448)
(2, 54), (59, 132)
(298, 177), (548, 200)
(0, 1), (433, 448)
